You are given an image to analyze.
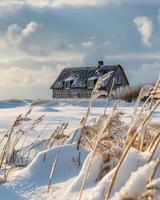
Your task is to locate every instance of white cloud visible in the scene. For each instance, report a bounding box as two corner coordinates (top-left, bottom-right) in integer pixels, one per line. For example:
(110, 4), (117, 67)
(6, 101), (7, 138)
(0, 0), (107, 12)
(133, 16), (153, 47)
(0, 21), (40, 56)
(82, 41), (94, 48)
(0, 1), (23, 16)
(52, 0), (107, 7)
(0, 64), (68, 98)
(0, 0), (51, 12)
(0, 0), (159, 13)
(0, 0), (102, 15)
(22, 21), (38, 37)
(0, 51), (85, 66)
(52, 0), (160, 7)
(25, 0), (51, 7)
(0, 66), (59, 87)
(0, 50), (85, 99)
(4, 21), (39, 46)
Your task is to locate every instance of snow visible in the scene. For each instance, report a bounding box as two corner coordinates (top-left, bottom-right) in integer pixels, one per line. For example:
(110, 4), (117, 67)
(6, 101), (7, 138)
(88, 76), (98, 80)
(65, 128), (82, 144)
(111, 162), (156, 200)
(0, 186), (24, 200)
(88, 148), (147, 200)
(71, 78), (85, 88)
(0, 99), (159, 200)
(137, 125), (146, 137)
(1, 143), (88, 200)
(63, 153), (103, 200)
(65, 77), (75, 82)
(10, 144), (88, 186)
(147, 178), (160, 189)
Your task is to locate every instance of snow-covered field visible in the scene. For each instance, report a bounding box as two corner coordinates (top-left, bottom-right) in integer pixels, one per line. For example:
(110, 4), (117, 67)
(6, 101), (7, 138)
(0, 99), (159, 200)
(0, 99), (133, 136)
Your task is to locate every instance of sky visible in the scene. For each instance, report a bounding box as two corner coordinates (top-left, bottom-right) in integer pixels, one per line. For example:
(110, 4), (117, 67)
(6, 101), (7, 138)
(0, 0), (160, 99)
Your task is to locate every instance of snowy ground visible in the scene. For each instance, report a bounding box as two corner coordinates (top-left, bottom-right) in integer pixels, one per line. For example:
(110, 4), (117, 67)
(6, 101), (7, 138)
(0, 99), (159, 200)
(0, 99), (133, 146)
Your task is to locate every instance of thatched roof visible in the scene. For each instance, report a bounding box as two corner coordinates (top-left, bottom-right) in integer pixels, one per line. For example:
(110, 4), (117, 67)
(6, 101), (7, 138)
(50, 64), (128, 89)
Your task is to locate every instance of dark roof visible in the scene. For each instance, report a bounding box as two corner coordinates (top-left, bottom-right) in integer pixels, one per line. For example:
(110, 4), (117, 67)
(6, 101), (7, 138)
(50, 65), (128, 89)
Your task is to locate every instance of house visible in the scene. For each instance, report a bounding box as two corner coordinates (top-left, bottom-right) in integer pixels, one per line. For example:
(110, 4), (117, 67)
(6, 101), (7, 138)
(50, 61), (129, 98)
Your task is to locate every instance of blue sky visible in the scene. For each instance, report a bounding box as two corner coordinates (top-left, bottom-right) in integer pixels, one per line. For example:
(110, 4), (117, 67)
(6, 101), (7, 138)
(0, 0), (160, 99)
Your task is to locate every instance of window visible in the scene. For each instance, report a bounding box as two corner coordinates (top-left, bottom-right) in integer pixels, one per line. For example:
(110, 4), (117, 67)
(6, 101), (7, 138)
(56, 93), (67, 98)
(87, 80), (94, 89)
(56, 94), (59, 98)
(115, 76), (122, 85)
(65, 81), (71, 89)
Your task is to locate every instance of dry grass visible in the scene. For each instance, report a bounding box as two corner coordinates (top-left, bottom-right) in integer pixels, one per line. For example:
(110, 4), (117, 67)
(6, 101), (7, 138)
(113, 85), (142, 102)
(0, 109), (48, 181)
(47, 151), (60, 193)
(0, 73), (159, 200)
(77, 76), (160, 200)
(0, 107), (69, 183)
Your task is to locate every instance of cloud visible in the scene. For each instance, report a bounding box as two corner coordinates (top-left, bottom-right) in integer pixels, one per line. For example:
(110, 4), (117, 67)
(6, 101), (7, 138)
(25, 0), (52, 8)
(0, 51), (85, 68)
(0, 0), (52, 14)
(105, 52), (160, 60)
(22, 21), (39, 37)
(0, 0), (159, 14)
(0, 1), (23, 16)
(52, 0), (107, 7)
(0, 64), (68, 98)
(129, 62), (160, 84)
(133, 16), (153, 47)
(52, 0), (160, 7)
(4, 21), (39, 46)
(142, 61), (160, 71)
(0, 0), (108, 12)
(0, 21), (43, 56)
(0, 52), (85, 99)
(82, 41), (94, 48)
(0, 66), (60, 87)
(0, 0), (122, 11)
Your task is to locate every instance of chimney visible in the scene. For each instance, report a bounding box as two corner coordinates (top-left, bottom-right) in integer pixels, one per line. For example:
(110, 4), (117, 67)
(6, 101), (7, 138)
(98, 60), (104, 68)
